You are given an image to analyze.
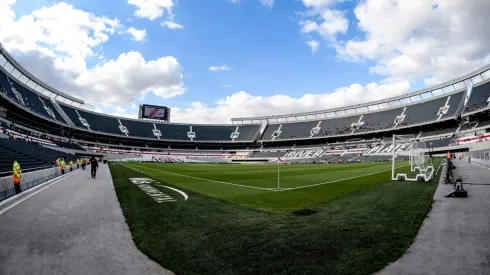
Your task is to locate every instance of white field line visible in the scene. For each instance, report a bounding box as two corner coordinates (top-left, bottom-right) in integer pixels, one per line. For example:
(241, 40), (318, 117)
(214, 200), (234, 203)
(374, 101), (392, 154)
(155, 184), (189, 200)
(131, 164), (276, 191)
(131, 163), (393, 192)
(277, 168), (393, 191)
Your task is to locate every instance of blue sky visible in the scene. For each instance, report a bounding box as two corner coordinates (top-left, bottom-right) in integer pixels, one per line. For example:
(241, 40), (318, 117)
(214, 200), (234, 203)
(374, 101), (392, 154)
(3, 0), (489, 123)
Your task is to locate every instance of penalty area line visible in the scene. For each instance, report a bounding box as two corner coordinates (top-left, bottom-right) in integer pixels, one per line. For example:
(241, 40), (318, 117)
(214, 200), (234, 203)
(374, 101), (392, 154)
(130, 164), (276, 191)
(277, 168), (393, 192)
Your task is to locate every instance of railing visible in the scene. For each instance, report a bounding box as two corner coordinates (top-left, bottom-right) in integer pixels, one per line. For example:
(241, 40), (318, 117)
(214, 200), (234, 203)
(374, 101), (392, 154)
(0, 170), (62, 202)
(0, 165), (53, 178)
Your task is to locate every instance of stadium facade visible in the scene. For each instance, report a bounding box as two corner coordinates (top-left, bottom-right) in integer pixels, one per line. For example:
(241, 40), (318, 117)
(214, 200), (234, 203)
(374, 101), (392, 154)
(1, 41), (490, 168)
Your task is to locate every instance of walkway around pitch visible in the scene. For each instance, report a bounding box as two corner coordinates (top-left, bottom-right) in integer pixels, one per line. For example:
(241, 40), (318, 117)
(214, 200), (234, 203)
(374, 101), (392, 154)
(378, 159), (490, 275)
(0, 163), (172, 275)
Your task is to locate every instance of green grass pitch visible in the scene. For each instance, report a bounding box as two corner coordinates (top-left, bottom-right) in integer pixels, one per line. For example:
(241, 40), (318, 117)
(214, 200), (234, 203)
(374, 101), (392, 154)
(110, 161), (439, 274)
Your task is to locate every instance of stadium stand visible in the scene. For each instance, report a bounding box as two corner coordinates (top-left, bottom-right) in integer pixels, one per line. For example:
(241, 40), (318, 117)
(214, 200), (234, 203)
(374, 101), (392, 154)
(424, 137), (452, 148)
(419, 127), (458, 137)
(0, 138), (77, 174)
(120, 119), (155, 138)
(464, 80), (490, 113)
(52, 140), (85, 151)
(0, 70), (65, 123)
(57, 102), (261, 142)
(259, 91), (464, 142)
(1, 46), (490, 166)
(192, 125), (237, 141)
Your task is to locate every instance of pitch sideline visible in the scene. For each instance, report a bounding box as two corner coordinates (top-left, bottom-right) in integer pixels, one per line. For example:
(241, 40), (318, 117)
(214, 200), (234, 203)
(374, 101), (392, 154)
(128, 163), (393, 192)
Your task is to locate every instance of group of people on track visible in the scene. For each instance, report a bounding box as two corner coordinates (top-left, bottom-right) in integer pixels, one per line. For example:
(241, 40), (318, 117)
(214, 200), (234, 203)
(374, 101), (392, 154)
(12, 155), (100, 195)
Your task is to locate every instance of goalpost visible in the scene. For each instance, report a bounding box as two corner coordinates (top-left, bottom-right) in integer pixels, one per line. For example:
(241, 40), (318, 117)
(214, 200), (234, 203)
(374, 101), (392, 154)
(392, 134), (434, 181)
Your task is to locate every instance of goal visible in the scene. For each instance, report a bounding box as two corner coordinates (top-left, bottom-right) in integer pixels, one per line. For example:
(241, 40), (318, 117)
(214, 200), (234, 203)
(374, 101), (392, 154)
(391, 134), (434, 181)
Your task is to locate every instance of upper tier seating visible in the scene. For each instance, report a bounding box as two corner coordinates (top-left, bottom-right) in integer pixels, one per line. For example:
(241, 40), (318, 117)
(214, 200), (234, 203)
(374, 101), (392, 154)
(76, 109), (122, 135)
(260, 91), (464, 141)
(357, 108), (400, 133)
(192, 125), (237, 141)
(235, 125), (260, 141)
(464, 80), (490, 113)
(403, 96), (448, 125)
(120, 119), (155, 138)
(279, 120), (319, 139)
(58, 103), (260, 142)
(0, 70), (64, 123)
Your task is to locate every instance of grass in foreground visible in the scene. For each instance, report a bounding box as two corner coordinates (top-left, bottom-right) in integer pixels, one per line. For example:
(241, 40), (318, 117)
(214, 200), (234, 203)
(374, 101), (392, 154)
(110, 162), (439, 275)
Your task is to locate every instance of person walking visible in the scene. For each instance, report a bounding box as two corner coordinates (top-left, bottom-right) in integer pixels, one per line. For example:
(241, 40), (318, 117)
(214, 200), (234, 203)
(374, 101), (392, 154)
(12, 160), (22, 194)
(90, 156), (98, 178)
(69, 160), (73, 172)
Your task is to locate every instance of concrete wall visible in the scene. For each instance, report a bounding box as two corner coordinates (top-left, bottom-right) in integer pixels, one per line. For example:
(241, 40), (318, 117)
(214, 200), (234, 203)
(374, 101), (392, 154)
(0, 166), (62, 193)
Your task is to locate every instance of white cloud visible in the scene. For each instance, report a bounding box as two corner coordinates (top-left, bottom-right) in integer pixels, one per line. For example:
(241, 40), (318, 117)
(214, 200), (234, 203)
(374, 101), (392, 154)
(127, 27), (146, 41)
(302, 0), (341, 9)
(74, 52), (184, 106)
(334, 0), (490, 84)
(131, 103), (137, 109)
(161, 20), (184, 29)
(209, 65), (231, 71)
(259, 0), (274, 8)
(306, 40), (319, 53)
(222, 84), (232, 88)
(171, 81), (410, 123)
(115, 106), (127, 113)
(0, 1), (185, 107)
(128, 0), (174, 20)
(0, 2), (120, 61)
(230, 0), (274, 8)
(299, 9), (348, 39)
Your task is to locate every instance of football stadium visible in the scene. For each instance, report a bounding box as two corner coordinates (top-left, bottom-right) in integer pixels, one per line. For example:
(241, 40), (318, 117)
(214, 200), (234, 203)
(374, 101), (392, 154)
(1, 1), (490, 274)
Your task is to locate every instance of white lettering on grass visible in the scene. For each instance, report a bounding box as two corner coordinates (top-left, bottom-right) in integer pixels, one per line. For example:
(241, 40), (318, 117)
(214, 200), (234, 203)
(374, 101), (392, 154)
(129, 178), (176, 203)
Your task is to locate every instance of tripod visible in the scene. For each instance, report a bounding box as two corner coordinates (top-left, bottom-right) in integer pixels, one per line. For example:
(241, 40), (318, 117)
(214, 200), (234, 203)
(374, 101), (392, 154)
(444, 159), (468, 197)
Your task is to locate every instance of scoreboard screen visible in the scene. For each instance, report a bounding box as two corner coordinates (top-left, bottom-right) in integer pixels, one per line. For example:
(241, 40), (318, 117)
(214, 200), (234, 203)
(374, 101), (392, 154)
(139, 104), (170, 121)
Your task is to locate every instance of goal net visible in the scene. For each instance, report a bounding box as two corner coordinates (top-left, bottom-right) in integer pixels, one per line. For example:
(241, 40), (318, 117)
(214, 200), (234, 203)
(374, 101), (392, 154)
(391, 134), (434, 181)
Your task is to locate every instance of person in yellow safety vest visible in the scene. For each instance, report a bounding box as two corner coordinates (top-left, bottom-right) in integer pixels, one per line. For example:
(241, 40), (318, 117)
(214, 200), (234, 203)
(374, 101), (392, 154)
(76, 159), (80, 169)
(60, 159), (66, 175)
(69, 160), (74, 172)
(13, 160), (22, 194)
(56, 158), (60, 166)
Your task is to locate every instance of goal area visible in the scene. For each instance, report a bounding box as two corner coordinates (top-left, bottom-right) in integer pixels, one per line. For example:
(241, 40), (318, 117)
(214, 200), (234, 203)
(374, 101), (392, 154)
(391, 134), (434, 181)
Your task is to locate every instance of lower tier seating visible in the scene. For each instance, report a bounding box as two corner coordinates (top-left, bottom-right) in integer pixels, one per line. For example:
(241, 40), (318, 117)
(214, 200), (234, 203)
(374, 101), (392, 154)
(0, 138), (77, 174)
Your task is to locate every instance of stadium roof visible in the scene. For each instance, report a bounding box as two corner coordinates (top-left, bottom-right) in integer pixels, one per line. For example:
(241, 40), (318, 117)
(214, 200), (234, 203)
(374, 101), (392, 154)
(232, 64), (490, 123)
(0, 42), (85, 105)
